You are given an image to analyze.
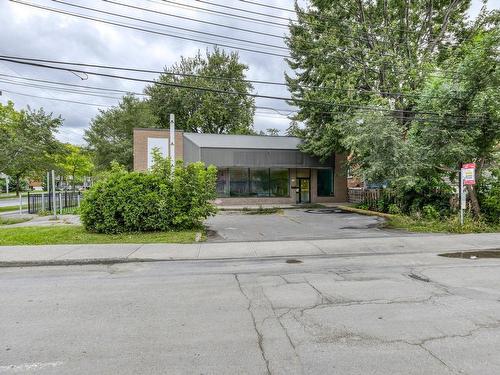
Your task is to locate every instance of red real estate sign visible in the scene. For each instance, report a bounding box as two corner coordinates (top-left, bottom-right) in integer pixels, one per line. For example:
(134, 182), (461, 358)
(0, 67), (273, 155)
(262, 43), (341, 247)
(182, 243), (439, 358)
(462, 163), (476, 185)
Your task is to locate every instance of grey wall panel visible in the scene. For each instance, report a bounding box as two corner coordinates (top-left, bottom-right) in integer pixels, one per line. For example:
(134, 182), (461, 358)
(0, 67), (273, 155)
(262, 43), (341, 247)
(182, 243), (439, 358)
(183, 137), (201, 164)
(199, 148), (331, 168)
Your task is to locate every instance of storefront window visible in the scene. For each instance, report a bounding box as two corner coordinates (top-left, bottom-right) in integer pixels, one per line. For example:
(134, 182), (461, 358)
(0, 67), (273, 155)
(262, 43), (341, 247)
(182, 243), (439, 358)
(229, 168), (249, 197)
(250, 169), (270, 197)
(270, 169), (289, 197)
(317, 168), (333, 196)
(216, 168), (229, 197)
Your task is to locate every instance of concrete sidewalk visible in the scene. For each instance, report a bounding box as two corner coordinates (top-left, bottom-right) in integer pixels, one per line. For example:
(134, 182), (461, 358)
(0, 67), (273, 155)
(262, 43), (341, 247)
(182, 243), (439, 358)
(0, 233), (498, 266)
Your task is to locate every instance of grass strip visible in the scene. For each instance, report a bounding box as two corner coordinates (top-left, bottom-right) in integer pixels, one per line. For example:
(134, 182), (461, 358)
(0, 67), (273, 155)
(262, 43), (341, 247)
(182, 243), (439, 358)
(0, 225), (200, 246)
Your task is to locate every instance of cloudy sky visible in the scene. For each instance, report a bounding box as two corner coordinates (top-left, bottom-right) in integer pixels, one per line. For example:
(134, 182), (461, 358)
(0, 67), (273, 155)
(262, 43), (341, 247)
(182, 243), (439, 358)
(0, 0), (493, 145)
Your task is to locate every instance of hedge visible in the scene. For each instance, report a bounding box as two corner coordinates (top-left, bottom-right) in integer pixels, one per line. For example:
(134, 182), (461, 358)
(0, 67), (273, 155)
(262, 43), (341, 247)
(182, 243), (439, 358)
(80, 158), (217, 234)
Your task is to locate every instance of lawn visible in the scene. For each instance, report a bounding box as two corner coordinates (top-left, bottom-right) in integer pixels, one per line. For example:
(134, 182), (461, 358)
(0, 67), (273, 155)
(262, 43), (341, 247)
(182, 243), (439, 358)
(0, 217), (32, 225)
(0, 225), (202, 246)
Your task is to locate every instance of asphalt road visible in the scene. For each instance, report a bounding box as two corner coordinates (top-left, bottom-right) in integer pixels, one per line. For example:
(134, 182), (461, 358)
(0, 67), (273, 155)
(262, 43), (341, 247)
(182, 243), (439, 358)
(206, 208), (412, 242)
(1, 251), (500, 374)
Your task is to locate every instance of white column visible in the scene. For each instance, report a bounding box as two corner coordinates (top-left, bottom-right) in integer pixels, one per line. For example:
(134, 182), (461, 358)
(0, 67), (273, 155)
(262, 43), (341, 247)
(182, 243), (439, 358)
(169, 113), (176, 170)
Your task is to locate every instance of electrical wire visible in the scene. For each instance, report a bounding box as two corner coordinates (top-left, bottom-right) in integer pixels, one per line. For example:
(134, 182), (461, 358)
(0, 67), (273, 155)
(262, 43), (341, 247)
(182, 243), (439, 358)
(10, 0), (290, 58)
(52, 0), (289, 51)
(0, 54), (466, 100)
(104, 0), (285, 39)
(156, 0), (289, 28)
(0, 89), (113, 107)
(192, 0), (294, 22)
(0, 56), (488, 121)
(238, 0), (296, 14)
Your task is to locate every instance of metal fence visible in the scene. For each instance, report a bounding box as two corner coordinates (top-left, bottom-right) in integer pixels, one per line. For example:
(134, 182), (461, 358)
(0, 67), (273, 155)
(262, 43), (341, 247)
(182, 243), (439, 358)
(27, 191), (83, 214)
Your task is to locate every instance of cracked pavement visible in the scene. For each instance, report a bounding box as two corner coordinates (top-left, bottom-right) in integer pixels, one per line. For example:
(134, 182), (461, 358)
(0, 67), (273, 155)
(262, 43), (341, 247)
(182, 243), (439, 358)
(1, 251), (500, 374)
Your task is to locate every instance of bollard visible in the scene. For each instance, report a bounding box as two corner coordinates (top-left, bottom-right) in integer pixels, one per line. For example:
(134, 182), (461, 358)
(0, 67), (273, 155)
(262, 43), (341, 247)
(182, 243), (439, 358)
(59, 192), (63, 215)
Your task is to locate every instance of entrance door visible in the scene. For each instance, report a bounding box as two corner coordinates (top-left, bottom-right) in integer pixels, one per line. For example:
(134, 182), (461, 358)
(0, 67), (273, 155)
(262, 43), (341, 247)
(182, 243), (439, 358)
(298, 178), (310, 203)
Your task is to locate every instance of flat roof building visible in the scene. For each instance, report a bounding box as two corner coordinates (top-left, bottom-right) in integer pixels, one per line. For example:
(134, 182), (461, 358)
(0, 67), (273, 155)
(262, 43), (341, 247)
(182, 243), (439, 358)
(133, 128), (347, 205)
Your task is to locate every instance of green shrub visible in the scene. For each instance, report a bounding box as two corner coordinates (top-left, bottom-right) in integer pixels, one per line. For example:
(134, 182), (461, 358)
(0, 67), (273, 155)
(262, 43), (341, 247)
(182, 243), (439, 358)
(387, 203), (401, 215)
(422, 204), (440, 220)
(80, 158), (217, 234)
(477, 169), (500, 224)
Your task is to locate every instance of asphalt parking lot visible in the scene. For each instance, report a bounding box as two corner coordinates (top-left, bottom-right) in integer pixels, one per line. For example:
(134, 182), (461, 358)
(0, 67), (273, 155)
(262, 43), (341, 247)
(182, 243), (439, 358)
(205, 208), (411, 242)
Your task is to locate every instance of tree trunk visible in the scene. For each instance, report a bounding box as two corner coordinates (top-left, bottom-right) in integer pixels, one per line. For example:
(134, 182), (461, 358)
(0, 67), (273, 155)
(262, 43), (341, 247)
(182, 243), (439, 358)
(15, 175), (20, 197)
(466, 185), (481, 218)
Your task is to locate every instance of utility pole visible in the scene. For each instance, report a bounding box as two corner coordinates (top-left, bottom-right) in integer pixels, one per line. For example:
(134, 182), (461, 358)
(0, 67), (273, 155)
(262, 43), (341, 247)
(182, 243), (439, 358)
(169, 113), (176, 170)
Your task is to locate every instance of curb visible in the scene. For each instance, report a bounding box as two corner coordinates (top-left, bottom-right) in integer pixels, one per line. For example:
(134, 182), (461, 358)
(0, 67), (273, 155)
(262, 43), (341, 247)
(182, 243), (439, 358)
(2, 247), (499, 268)
(336, 205), (394, 219)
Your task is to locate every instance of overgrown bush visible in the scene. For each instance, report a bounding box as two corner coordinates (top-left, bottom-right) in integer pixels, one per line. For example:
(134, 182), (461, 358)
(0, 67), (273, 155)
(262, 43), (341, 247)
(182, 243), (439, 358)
(80, 157), (217, 234)
(477, 168), (500, 224)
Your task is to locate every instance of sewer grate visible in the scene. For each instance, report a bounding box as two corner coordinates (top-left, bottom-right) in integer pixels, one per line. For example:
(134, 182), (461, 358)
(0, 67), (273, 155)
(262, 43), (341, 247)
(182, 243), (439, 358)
(286, 259), (303, 264)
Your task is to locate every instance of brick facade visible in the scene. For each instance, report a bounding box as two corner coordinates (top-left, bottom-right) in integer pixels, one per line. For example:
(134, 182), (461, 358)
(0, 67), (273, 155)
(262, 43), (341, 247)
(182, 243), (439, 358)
(133, 128), (184, 171)
(133, 128), (348, 204)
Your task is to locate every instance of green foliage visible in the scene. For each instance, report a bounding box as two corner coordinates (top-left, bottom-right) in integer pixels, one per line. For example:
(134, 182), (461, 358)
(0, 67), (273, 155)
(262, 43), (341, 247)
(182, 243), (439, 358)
(145, 47), (255, 134)
(477, 168), (500, 223)
(387, 214), (500, 234)
(286, 0), (473, 158)
(342, 112), (412, 182)
(0, 102), (63, 194)
(54, 144), (94, 190)
(80, 155), (217, 234)
(85, 95), (158, 171)
(422, 205), (440, 220)
(387, 204), (401, 215)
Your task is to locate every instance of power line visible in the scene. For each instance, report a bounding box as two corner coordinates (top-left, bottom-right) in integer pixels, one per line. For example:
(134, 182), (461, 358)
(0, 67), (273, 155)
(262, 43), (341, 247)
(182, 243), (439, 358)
(0, 89), (113, 107)
(157, 0), (289, 28)
(10, 0), (290, 58)
(0, 78), (124, 100)
(238, 0), (296, 14)
(53, 0), (288, 51)
(193, 0), (295, 22)
(0, 73), (146, 96)
(0, 55), (465, 100)
(0, 57), (488, 121)
(105, 0), (285, 39)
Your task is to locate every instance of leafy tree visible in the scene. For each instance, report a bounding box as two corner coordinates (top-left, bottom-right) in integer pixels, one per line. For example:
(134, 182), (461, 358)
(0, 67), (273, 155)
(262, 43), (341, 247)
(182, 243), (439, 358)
(410, 28), (500, 216)
(286, 0), (475, 158)
(0, 101), (23, 172)
(55, 144), (94, 191)
(85, 95), (158, 171)
(1, 105), (62, 195)
(145, 47), (255, 134)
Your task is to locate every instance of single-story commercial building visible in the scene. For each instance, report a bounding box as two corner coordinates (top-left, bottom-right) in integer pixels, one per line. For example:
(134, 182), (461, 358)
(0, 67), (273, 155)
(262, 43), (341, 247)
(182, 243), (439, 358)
(133, 128), (347, 205)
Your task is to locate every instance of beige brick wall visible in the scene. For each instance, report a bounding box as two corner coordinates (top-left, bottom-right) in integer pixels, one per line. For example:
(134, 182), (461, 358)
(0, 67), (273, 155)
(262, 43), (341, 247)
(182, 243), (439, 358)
(133, 128), (184, 171)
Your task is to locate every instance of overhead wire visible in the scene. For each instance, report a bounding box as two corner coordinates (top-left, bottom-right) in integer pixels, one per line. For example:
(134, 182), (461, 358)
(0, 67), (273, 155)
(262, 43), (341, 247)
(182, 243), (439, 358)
(10, 0), (290, 58)
(0, 56), (489, 122)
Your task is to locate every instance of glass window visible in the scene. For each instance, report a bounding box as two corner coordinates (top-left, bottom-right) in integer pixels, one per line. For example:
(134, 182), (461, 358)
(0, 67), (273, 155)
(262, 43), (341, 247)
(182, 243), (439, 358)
(270, 169), (289, 197)
(250, 169), (270, 197)
(216, 168), (229, 197)
(229, 168), (249, 197)
(317, 169), (333, 197)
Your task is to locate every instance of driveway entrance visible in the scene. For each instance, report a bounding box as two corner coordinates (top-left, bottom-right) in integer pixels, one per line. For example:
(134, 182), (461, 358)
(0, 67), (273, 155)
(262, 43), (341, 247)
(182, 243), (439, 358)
(205, 208), (410, 242)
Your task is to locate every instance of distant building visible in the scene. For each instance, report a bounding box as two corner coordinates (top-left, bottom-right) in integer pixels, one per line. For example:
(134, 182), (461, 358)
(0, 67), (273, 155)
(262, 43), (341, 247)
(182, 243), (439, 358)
(133, 128), (347, 205)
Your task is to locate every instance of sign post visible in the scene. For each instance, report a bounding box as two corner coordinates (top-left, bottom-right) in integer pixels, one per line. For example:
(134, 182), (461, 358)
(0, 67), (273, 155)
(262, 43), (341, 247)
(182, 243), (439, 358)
(459, 163), (476, 225)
